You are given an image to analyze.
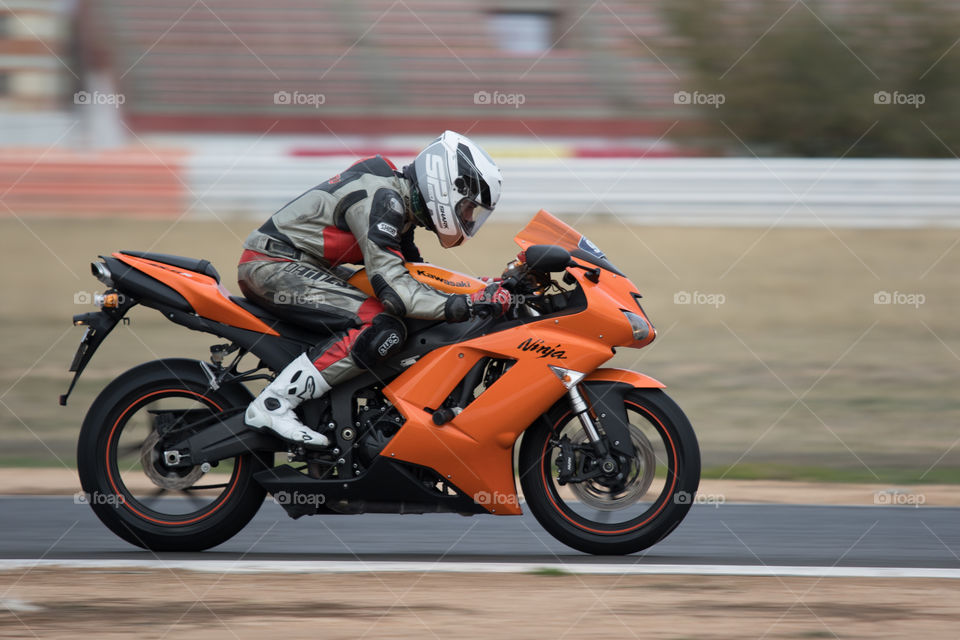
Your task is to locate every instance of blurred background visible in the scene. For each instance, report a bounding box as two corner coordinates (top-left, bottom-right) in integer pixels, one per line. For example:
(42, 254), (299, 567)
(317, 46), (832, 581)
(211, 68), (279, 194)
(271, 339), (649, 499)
(1, 0), (958, 483)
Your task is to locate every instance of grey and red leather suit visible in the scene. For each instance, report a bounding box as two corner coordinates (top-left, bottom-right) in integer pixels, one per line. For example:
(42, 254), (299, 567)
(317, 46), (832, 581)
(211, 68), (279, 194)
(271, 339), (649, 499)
(238, 155), (449, 385)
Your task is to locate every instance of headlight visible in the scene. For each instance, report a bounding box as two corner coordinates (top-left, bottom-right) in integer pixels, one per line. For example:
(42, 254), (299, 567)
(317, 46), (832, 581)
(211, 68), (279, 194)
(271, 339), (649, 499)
(622, 311), (650, 341)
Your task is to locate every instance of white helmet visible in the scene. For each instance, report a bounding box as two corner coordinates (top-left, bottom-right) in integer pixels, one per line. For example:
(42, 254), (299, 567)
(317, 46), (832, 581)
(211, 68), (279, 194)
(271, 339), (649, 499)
(410, 131), (503, 248)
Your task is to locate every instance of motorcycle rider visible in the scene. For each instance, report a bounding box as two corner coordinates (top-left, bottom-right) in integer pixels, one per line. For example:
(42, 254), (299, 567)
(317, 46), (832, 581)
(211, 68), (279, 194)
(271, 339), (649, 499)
(239, 131), (508, 447)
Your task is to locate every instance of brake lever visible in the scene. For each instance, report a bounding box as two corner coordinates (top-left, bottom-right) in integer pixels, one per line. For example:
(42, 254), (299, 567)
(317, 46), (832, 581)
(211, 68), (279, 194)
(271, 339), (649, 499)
(500, 275), (521, 293)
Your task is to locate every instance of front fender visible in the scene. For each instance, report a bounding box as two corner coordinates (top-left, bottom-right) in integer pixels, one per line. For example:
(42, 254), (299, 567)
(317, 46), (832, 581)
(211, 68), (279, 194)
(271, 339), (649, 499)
(581, 369), (665, 460)
(584, 368), (665, 388)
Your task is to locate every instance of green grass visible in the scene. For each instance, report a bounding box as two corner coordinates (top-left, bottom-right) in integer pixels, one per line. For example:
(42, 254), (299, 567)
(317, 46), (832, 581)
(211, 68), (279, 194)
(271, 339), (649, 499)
(526, 567), (571, 577)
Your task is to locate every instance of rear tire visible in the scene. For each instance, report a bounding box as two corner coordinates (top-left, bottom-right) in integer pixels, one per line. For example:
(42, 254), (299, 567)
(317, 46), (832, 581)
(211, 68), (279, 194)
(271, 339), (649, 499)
(77, 358), (270, 551)
(519, 387), (700, 555)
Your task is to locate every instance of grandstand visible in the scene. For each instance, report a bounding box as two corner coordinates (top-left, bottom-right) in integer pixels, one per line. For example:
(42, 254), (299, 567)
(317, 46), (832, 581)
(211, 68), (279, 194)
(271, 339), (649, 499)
(77, 0), (685, 136)
(1, 0), (701, 217)
(5, 1), (956, 224)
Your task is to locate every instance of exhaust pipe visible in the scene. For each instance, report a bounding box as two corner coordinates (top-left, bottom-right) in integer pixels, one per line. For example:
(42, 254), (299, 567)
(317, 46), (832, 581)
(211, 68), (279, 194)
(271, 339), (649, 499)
(91, 261), (112, 286)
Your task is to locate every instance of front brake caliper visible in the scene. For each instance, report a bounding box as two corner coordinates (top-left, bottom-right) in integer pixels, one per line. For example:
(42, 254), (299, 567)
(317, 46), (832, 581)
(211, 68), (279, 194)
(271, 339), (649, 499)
(555, 436), (576, 485)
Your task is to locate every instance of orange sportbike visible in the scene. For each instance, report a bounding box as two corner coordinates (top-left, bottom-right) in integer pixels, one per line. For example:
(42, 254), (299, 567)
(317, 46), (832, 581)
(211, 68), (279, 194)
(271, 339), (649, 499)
(65, 210), (700, 555)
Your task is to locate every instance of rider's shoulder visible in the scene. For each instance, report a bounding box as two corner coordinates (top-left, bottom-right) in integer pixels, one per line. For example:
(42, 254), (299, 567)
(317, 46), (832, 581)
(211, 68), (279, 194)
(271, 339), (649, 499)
(344, 154), (397, 178)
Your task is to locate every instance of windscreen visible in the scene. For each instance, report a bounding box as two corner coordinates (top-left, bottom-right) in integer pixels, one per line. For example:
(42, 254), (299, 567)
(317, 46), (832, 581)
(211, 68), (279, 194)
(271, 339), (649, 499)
(514, 210), (623, 275)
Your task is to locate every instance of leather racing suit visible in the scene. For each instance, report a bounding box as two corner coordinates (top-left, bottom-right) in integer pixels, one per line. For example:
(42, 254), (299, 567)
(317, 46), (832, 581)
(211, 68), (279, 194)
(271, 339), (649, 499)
(237, 155), (449, 386)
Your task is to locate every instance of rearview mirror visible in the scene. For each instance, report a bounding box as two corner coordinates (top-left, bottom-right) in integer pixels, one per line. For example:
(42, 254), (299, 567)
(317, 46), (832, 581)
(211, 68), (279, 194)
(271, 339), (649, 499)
(525, 245), (572, 272)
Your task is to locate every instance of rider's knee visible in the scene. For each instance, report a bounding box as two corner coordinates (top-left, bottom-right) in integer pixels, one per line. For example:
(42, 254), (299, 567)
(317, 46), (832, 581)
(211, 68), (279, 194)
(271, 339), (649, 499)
(351, 314), (407, 369)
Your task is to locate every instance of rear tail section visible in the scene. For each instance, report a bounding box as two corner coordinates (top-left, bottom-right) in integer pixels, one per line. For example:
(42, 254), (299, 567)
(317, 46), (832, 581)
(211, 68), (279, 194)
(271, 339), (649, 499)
(62, 251), (309, 405)
(106, 252), (278, 335)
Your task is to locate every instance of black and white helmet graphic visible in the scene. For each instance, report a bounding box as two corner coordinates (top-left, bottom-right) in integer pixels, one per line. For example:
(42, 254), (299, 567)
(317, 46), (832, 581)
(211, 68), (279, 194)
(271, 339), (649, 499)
(412, 131), (503, 248)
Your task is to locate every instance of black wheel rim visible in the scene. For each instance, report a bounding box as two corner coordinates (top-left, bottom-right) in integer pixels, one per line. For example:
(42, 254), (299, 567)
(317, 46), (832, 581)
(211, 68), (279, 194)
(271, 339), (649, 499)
(538, 400), (680, 535)
(103, 387), (244, 526)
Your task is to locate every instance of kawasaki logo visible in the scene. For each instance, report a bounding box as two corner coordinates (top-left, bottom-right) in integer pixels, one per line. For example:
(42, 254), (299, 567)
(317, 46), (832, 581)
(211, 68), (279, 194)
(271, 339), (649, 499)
(416, 269), (470, 288)
(517, 338), (567, 360)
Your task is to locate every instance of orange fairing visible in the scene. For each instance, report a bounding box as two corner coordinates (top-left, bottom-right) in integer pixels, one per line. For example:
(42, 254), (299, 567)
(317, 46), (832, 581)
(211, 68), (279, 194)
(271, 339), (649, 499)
(380, 212), (660, 515)
(347, 263), (486, 296)
(519, 209), (655, 350)
(381, 324), (614, 516)
(112, 253), (279, 336)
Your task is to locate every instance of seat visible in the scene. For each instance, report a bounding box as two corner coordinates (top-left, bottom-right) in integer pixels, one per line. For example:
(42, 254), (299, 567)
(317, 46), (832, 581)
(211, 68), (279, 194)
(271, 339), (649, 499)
(120, 250), (221, 283)
(229, 296), (355, 335)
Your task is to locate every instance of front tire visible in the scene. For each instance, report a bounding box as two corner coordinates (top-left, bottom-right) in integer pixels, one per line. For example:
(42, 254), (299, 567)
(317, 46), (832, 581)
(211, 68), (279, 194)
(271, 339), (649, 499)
(519, 387), (700, 555)
(77, 358), (270, 551)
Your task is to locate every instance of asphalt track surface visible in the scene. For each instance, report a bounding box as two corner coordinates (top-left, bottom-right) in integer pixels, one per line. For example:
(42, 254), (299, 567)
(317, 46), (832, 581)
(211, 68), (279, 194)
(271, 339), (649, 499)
(2, 497), (958, 569)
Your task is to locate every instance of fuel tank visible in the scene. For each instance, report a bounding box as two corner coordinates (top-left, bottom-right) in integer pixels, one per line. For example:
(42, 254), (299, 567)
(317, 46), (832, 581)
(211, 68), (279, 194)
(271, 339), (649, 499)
(347, 263), (486, 296)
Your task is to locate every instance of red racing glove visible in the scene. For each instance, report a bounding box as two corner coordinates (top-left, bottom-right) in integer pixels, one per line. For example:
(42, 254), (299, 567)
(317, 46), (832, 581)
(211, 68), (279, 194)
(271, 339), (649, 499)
(444, 283), (512, 322)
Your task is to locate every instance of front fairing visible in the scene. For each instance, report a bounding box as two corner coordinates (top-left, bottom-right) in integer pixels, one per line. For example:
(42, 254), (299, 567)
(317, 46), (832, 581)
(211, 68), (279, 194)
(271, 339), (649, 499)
(514, 210), (655, 350)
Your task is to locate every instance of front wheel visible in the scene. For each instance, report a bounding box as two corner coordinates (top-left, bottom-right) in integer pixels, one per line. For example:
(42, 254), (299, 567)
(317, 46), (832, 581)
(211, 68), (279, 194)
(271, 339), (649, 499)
(77, 358), (270, 551)
(519, 387), (700, 555)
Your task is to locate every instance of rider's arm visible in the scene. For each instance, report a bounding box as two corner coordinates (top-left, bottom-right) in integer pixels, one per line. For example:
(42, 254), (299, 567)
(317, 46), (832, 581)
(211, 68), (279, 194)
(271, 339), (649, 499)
(344, 188), (449, 320)
(400, 227), (424, 262)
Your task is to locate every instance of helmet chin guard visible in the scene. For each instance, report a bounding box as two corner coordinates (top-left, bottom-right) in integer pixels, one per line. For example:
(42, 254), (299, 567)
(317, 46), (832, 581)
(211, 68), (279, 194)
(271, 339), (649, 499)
(411, 131), (502, 248)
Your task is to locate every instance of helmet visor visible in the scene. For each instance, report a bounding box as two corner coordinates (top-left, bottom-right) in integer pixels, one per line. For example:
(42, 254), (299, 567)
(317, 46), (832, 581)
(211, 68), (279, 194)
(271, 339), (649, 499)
(455, 198), (494, 237)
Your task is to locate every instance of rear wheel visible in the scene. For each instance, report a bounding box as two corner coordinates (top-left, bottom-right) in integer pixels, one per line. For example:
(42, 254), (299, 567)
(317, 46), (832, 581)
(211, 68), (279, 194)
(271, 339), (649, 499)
(77, 359), (270, 551)
(519, 387), (700, 555)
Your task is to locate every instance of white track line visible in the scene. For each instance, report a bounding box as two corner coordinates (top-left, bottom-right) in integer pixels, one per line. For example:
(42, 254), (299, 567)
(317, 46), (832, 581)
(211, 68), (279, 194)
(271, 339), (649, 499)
(0, 559), (957, 579)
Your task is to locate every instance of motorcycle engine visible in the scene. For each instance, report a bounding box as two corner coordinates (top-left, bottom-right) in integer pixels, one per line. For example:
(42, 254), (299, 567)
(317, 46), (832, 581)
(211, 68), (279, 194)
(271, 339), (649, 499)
(355, 396), (403, 466)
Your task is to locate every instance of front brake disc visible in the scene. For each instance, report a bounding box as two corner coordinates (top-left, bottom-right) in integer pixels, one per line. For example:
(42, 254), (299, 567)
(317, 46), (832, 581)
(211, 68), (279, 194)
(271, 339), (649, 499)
(567, 424), (657, 511)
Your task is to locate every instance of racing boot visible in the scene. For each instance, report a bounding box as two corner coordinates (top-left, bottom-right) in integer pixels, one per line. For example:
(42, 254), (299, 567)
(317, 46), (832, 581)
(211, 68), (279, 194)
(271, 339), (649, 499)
(245, 353), (331, 448)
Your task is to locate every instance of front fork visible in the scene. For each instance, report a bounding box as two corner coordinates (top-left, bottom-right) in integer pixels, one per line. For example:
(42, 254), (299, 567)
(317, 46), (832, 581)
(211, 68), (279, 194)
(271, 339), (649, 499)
(567, 385), (605, 452)
(549, 366), (623, 483)
(567, 385), (618, 475)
